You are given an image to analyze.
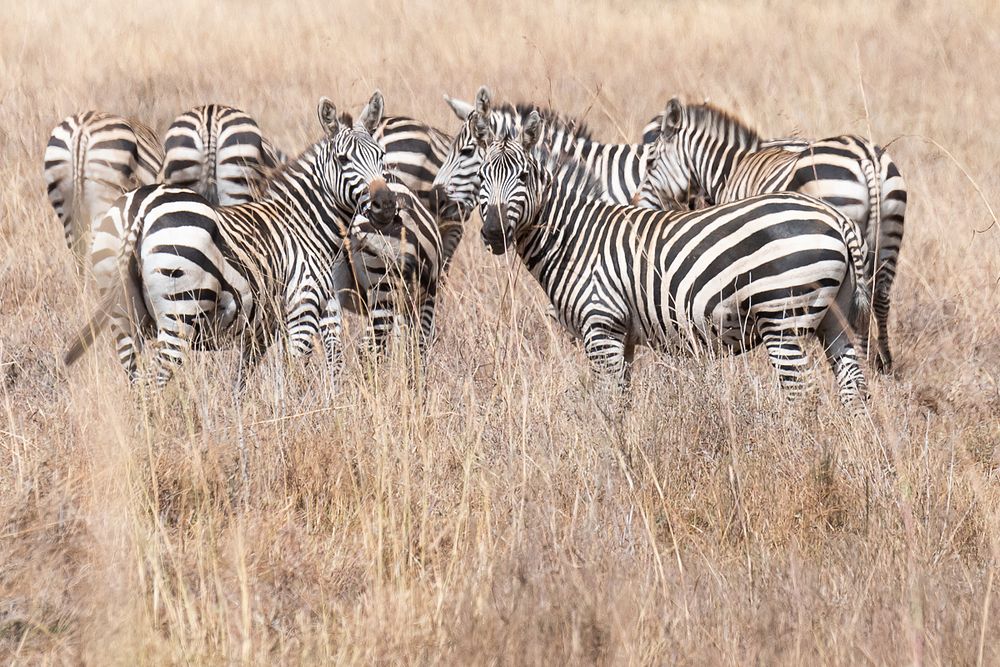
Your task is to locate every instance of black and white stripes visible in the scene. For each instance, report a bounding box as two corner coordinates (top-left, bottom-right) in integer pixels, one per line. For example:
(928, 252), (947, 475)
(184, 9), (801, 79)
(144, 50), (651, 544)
(65, 92), (396, 389)
(159, 104), (285, 206)
(474, 111), (871, 408)
(635, 98), (907, 372)
(44, 111), (163, 264)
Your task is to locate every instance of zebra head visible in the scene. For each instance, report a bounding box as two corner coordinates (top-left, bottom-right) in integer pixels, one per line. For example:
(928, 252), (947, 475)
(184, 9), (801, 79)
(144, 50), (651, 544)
(632, 98), (698, 210)
(430, 86), (494, 222)
(317, 91), (396, 226)
(475, 109), (547, 255)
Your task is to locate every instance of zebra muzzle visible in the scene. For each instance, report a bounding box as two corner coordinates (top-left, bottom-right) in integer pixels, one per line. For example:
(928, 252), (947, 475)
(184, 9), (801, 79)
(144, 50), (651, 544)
(366, 179), (396, 227)
(481, 203), (511, 255)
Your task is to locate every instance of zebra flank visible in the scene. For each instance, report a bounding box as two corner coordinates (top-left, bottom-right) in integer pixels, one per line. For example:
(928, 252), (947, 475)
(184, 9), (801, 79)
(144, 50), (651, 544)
(43, 111), (162, 263)
(636, 97), (907, 373)
(159, 104), (283, 207)
(475, 112), (871, 409)
(64, 93), (395, 390)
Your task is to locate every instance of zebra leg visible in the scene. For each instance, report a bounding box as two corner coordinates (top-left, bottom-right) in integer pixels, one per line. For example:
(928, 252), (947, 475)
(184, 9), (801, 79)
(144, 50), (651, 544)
(759, 328), (812, 402)
(285, 282), (321, 359)
(233, 327), (270, 393)
(582, 319), (631, 392)
(416, 288), (437, 358)
(816, 317), (869, 412)
(364, 282), (397, 358)
(319, 296), (345, 378)
(148, 314), (196, 389)
(439, 223), (464, 274)
(110, 305), (140, 382)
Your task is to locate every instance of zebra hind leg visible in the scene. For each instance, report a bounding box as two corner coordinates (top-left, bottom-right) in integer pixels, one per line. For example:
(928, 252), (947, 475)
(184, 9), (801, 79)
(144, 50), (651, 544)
(110, 306), (141, 382)
(759, 328), (813, 403)
(815, 314), (869, 413)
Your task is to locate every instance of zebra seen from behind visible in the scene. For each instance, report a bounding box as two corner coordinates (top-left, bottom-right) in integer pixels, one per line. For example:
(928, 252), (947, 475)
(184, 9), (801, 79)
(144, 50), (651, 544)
(44, 111), (163, 267)
(634, 98), (907, 373)
(159, 104), (287, 206)
(473, 110), (872, 410)
(64, 92), (397, 390)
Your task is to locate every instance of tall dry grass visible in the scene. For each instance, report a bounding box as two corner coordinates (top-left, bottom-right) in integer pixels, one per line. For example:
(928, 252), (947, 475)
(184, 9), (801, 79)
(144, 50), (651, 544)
(1, 0), (999, 663)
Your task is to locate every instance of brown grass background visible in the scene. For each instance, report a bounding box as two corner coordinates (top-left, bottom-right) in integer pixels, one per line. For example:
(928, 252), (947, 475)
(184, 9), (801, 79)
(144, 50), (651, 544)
(2, 0), (999, 663)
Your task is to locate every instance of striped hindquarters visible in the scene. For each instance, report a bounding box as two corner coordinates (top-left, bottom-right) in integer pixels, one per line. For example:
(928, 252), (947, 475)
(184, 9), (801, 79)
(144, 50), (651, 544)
(376, 115), (452, 203)
(160, 104), (276, 206)
(44, 111), (162, 259)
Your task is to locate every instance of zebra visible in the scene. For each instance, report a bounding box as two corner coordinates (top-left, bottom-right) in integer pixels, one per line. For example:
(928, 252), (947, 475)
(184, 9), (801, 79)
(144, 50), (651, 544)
(158, 104), (287, 206)
(344, 180), (443, 355)
(633, 98), (907, 373)
(430, 87), (695, 222)
(63, 92), (396, 389)
(473, 110), (872, 409)
(43, 111), (163, 267)
(333, 108), (460, 265)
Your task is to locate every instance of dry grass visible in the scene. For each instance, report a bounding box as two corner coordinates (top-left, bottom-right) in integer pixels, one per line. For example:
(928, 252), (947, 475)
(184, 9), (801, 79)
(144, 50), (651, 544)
(2, 0), (999, 663)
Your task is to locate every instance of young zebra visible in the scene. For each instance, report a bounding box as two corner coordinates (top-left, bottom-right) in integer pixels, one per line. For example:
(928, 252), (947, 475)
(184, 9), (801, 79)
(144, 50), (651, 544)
(634, 98), (907, 373)
(159, 104), (286, 206)
(431, 87), (693, 221)
(64, 92), (397, 389)
(474, 111), (872, 409)
(43, 111), (163, 266)
(344, 180), (443, 355)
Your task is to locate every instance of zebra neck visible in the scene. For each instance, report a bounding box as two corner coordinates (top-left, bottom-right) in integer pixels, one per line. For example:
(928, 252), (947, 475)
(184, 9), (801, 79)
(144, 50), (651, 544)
(517, 181), (589, 283)
(687, 135), (761, 200)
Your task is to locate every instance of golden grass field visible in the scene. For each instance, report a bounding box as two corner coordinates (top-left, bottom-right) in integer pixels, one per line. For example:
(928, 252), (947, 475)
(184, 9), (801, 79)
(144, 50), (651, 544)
(2, 0), (999, 663)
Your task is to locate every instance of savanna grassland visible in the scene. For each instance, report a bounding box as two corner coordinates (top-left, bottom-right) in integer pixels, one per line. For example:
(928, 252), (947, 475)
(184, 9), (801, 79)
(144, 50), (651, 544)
(1, 0), (999, 663)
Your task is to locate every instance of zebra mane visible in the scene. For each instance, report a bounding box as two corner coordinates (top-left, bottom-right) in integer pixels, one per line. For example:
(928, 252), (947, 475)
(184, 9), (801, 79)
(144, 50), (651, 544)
(684, 103), (760, 147)
(494, 102), (594, 141)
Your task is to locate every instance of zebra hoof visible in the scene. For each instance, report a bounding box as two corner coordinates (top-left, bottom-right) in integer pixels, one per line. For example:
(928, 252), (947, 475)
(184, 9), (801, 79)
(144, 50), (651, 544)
(874, 353), (893, 375)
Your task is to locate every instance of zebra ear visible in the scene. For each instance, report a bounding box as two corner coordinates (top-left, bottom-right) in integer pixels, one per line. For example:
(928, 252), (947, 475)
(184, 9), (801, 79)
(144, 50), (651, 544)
(661, 97), (683, 138)
(475, 86), (492, 115)
(521, 110), (542, 150)
(359, 90), (384, 134)
(471, 111), (494, 148)
(444, 94), (474, 120)
(317, 97), (339, 136)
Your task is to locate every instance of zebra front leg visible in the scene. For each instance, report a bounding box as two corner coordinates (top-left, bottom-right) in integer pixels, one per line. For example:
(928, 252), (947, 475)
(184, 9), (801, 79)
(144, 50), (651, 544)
(233, 333), (269, 393)
(319, 296), (345, 378)
(285, 281), (322, 359)
(582, 318), (631, 393)
(415, 288), (437, 358)
(363, 282), (397, 358)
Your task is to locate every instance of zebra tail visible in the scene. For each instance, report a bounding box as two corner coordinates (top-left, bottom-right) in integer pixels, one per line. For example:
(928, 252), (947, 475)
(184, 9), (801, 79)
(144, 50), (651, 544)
(65, 198), (145, 366)
(841, 212), (872, 332)
(64, 290), (115, 366)
(202, 121), (218, 204)
(70, 123), (91, 253)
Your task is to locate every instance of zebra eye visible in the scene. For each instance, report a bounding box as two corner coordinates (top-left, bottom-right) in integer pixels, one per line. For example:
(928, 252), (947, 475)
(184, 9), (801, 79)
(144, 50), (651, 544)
(459, 146), (475, 157)
(338, 154), (350, 166)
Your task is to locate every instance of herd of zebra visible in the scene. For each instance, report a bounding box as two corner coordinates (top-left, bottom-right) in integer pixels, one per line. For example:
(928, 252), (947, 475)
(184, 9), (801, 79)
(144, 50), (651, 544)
(44, 86), (906, 411)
